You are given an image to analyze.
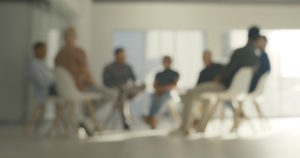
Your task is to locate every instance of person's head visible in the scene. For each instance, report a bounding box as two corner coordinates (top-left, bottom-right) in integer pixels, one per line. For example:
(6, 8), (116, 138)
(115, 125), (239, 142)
(114, 48), (126, 64)
(202, 50), (212, 66)
(248, 26), (261, 44)
(162, 56), (172, 69)
(33, 42), (46, 59)
(256, 35), (268, 51)
(64, 27), (77, 46)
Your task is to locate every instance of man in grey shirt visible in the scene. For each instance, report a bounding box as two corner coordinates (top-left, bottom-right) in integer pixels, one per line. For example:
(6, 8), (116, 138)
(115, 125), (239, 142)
(103, 48), (145, 130)
(103, 49), (136, 88)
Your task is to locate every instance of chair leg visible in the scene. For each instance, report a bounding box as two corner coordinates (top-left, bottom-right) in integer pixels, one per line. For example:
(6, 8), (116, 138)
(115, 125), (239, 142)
(198, 100), (220, 133)
(127, 102), (138, 128)
(68, 103), (75, 133)
(167, 103), (181, 128)
(218, 103), (225, 133)
(46, 102), (65, 137)
(254, 100), (271, 130)
(86, 100), (101, 131)
(103, 106), (117, 130)
(231, 101), (243, 133)
(231, 101), (256, 133)
(24, 105), (44, 135)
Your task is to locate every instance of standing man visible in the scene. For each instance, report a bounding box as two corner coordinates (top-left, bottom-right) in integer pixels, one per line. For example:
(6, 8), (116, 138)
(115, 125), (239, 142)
(176, 26), (260, 134)
(143, 56), (179, 129)
(197, 50), (223, 85)
(249, 35), (271, 92)
(103, 48), (145, 130)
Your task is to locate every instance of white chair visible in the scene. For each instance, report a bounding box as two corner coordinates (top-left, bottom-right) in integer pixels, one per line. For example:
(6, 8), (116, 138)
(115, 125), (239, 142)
(55, 66), (102, 131)
(197, 67), (254, 133)
(246, 72), (270, 130)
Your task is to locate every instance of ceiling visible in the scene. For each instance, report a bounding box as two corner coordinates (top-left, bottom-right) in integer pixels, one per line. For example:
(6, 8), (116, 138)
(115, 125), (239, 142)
(93, 0), (300, 4)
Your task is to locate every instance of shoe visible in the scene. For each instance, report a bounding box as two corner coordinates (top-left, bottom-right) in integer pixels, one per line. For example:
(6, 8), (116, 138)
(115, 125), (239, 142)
(142, 115), (157, 129)
(79, 122), (94, 137)
(123, 123), (131, 131)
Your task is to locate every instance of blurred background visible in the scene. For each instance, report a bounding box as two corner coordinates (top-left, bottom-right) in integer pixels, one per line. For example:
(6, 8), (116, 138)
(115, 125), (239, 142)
(1, 0), (300, 158)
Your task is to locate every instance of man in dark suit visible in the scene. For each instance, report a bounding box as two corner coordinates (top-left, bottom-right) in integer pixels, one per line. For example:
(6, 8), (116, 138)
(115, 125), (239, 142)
(178, 26), (260, 134)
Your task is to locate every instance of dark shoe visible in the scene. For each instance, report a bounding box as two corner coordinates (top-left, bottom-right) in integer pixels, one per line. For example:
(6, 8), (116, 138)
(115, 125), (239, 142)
(79, 122), (94, 137)
(142, 115), (156, 129)
(123, 123), (131, 131)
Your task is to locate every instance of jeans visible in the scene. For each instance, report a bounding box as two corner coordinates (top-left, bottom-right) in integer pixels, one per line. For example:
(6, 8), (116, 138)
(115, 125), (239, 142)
(148, 91), (172, 117)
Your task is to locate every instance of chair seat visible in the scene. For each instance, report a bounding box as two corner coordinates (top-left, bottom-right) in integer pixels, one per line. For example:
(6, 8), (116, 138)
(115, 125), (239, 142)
(201, 91), (247, 102)
(78, 92), (102, 101)
(47, 96), (62, 102)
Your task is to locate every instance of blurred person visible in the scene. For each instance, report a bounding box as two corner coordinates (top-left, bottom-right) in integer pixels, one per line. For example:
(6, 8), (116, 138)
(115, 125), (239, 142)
(176, 26), (260, 135)
(249, 35), (271, 92)
(25, 42), (56, 134)
(143, 56), (179, 129)
(103, 48), (145, 130)
(196, 50), (223, 85)
(55, 27), (111, 136)
(193, 50), (223, 127)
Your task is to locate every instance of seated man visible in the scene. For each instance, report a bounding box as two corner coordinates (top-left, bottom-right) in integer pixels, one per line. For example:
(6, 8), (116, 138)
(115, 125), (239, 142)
(26, 42), (56, 133)
(249, 35), (271, 92)
(103, 48), (145, 130)
(197, 50), (223, 85)
(55, 27), (111, 136)
(143, 56), (179, 129)
(177, 26), (260, 134)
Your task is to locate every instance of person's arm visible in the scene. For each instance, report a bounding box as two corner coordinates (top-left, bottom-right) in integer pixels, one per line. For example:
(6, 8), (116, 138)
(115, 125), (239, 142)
(103, 66), (113, 88)
(219, 51), (240, 82)
(196, 71), (204, 85)
(154, 75), (179, 95)
(128, 65), (136, 82)
(78, 49), (95, 86)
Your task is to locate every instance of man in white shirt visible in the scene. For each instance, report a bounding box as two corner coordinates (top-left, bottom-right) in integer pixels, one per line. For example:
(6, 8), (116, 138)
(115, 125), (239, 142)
(29, 42), (55, 102)
(26, 42), (56, 134)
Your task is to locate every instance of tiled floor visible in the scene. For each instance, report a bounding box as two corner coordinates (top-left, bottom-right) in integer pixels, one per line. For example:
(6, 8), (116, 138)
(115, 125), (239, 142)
(1, 118), (300, 158)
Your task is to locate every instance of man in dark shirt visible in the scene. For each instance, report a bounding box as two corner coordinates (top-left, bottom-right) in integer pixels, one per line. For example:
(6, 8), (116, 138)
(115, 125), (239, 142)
(197, 50), (223, 85)
(103, 48), (145, 130)
(177, 26), (260, 134)
(103, 49), (136, 87)
(143, 56), (179, 129)
(249, 35), (271, 92)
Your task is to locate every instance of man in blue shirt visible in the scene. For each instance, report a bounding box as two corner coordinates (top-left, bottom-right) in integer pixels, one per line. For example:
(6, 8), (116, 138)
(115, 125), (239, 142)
(249, 35), (271, 92)
(143, 56), (179, 129)
(176, 26), (260, 134)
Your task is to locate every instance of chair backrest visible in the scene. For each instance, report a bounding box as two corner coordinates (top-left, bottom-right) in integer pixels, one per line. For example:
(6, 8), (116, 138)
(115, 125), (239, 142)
(55, 66), (80, 101)
(251, 72), (270, 96)
(227, 67), (254, 97)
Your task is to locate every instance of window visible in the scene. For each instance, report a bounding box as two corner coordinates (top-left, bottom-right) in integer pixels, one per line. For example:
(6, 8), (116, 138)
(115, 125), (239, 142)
(114, 30), (205, 91)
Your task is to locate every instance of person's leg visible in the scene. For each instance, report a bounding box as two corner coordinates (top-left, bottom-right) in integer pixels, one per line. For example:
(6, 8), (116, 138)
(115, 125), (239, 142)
(115, 89), (130, 130)
(149, 92), (171, 117)
(180, 82), (225, 132)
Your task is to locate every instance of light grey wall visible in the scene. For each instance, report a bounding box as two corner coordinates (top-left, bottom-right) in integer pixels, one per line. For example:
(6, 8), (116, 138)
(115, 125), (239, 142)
(0, 2), (31, 123)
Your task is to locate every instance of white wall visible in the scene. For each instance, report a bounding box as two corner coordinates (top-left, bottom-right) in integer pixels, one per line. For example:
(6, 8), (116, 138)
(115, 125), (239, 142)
(91, 2), (300, 85)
